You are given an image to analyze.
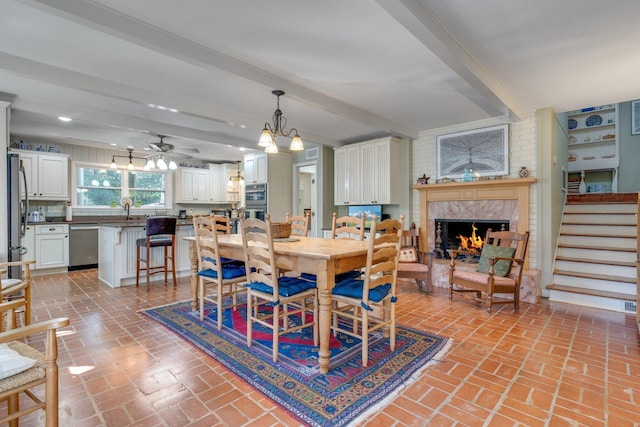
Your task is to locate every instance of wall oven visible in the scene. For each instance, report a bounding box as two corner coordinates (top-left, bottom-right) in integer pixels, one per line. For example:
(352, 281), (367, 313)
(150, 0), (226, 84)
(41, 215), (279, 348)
(245, 183), (267, 207)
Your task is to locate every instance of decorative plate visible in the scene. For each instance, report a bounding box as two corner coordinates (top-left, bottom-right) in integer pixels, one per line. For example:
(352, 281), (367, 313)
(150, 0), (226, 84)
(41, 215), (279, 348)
(568, 119), (577, 130)
(585, 114), (602, 127)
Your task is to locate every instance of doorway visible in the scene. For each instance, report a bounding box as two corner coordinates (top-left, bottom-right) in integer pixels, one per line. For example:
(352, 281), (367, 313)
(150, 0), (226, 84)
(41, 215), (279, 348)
(293, 162), (317, 236)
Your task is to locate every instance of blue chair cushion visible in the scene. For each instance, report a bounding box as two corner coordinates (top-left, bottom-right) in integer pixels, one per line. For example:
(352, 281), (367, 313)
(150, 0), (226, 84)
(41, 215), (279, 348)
(301, 269), (361, 283)
(202, 256), (244, 266)
(331, 278), (391, 303)
(198, 265), (246, 280)
(248, 276), (316, 297)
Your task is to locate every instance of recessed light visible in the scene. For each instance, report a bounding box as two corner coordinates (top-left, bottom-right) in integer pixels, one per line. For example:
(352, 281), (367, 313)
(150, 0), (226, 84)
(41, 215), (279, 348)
(110, 143), (117, 146)
(239, 147), (246, 151)
(58, 116), (72, 122)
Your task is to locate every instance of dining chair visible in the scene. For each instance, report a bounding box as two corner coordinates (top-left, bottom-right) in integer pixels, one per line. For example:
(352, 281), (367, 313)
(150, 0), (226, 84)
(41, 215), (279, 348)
(240, 214), (318, 362)
(397, 224), (433, 293)
(449, 229), (530, 313)
(330, 214), (404, 367)
(285, 212), (310, 237)
(331, 212), (366, 240)
(1, 260), (36, 329)
(0, 299), (70, 427)
(193, 216), (246, 326)
(135, 216), (177, 290)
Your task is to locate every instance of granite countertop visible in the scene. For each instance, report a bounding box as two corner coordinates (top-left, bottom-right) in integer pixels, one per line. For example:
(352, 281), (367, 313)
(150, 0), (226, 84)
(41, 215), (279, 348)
(31, 216), (194, 227)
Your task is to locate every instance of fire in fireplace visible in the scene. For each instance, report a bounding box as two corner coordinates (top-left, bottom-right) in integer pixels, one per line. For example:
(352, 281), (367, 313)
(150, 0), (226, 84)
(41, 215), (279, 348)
(434, 219), (509, 259)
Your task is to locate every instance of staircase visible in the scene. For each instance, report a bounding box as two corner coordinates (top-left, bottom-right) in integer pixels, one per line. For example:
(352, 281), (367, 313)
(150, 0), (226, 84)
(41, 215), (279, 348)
(548, 197), (638, 314)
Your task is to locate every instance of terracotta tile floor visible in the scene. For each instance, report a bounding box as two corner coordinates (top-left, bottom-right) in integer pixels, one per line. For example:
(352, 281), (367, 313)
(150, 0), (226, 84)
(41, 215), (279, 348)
(4, 269), (640, 426)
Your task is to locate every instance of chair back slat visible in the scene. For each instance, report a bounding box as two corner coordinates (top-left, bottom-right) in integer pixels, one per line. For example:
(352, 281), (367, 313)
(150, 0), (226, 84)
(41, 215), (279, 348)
(285, 212), (310, 237)
(193, 216), (222, 274)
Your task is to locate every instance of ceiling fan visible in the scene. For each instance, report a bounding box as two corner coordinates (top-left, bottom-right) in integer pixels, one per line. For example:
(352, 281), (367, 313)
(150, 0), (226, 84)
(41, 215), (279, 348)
(146, 135), (199, 159)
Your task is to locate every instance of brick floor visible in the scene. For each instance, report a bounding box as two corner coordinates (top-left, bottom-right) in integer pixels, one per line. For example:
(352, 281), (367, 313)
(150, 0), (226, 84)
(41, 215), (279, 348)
(3, 269), (639, 426)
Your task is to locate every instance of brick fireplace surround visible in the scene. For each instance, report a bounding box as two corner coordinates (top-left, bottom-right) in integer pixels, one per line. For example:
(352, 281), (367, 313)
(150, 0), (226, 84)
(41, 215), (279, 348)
(413, 178), (539, 303)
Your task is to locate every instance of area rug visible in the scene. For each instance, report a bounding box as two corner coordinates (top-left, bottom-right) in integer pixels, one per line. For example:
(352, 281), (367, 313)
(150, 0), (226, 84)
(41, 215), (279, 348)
(140, 299), (450, 426)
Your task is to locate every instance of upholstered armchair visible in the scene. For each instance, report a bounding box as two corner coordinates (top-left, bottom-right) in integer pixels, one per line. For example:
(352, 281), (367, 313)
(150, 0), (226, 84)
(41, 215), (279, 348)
(449, 229), (529, 313)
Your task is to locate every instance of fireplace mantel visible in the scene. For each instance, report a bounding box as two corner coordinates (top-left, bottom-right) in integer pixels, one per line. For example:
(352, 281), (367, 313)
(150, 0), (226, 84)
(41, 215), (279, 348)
(413, 178), (536, 251)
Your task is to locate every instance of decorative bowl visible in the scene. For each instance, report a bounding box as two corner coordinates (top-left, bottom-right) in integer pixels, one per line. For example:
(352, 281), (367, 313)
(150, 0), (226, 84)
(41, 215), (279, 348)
(585, 114), (602, 127)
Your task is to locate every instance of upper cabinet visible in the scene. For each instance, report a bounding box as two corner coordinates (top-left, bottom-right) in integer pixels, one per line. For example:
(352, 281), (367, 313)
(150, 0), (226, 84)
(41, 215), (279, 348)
(334, 137), (401, 205)
(567, 104), (618, 192)
(244, 153), (267, 184)
(175, 167), (211, 203)
(16, 150), (70, 200)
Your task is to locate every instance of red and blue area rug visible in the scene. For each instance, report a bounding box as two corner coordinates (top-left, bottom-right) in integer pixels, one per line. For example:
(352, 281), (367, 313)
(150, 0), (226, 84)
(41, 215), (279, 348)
(141, 300), (450, 426)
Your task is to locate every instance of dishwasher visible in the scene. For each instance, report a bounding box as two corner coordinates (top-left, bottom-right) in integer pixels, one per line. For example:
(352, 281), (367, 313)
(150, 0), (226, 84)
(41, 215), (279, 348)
(69, 224), (99, 271)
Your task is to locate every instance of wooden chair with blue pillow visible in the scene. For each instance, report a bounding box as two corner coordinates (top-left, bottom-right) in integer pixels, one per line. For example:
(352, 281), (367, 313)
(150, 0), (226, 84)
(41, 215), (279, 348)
(193, 216), (246, 326)
(448, 229), (530, 313)
(330, 214), (404, 367)
(240, 214), (318, 362)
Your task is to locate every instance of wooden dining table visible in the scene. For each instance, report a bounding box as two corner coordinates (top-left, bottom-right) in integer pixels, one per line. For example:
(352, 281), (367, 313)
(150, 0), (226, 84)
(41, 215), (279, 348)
(184, 234), (368, 374)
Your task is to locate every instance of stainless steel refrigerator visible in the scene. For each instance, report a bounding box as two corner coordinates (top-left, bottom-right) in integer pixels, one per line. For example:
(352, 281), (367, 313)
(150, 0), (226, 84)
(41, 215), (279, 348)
(7, 153), (29, 278)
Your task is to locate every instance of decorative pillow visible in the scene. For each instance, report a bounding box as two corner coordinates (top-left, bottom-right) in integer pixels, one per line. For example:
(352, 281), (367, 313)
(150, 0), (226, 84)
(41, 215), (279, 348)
(476, 244), (516, 277)
(0, 343), (37, 380)
(399, 247), (418, 263)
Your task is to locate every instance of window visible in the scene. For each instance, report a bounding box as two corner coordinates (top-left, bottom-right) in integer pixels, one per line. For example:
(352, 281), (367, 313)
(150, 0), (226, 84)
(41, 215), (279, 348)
(75, 164), (169, 208)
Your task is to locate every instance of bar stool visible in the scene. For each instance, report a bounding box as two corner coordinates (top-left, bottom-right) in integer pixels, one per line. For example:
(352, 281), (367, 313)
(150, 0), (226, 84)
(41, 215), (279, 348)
(136, 216), (177, 290)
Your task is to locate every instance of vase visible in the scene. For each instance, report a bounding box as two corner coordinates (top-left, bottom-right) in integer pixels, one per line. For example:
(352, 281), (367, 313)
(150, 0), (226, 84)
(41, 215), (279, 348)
(519, 166), (529, 178)
(463, 168), (473, 182)
(579, 171), (586, 194)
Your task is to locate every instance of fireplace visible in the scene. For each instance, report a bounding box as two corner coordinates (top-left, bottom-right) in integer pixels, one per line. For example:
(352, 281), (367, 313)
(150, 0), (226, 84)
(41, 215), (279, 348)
(434, 219), (509, 259)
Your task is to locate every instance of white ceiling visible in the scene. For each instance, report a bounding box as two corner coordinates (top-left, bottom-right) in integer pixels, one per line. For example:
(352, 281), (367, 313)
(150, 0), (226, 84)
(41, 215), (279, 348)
(3, 0), (640, 162)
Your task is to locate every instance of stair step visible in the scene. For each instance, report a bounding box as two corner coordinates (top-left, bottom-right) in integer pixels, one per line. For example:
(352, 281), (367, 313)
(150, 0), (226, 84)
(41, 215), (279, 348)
(559, 232), (635, 239)
(553, 269), (636, 284)
(547, 284), (636, 301)
(562, 213), (637, 225)
(558, 235), (636, 249)
(556, 247), (636, 263)
(555, 256), (636, 267)
(557, 243), (636, 252)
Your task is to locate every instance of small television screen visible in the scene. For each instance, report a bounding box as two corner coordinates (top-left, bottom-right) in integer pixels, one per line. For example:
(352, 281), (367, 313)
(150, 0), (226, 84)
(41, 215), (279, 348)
(348, 205), (382, 229)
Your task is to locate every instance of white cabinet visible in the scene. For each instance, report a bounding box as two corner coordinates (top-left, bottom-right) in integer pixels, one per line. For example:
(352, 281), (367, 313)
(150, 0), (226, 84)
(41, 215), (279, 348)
(334, 137), (401, 205)
(209, 164), (235, 203)
(99, 224), (194, 288)
(334, 145), (361, 205)
(175, 167), (212, 203)
(22, 225), (36, 264)
(567, 104), (618, 193)
(16, 150), (69, 200)
(244, 153), (267, 184)
(34, 224), (69, 269)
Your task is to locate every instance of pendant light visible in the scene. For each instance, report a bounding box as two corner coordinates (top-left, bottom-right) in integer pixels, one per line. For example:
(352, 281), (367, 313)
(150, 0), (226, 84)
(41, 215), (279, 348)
(259, 90), (304, 153)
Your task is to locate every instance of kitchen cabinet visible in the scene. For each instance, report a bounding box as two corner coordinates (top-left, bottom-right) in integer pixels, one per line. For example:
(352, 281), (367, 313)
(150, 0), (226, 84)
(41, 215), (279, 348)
(567, 104), (618, 193)
(15, 150), (70, 200)
(34, 224), (69, 270)
(98, 223), (194, 288)
(243, 153), (267, 184)
(209, 164), (235, 203)
(334, 137), (401, 205)
(22, 225), (36, 264)
(175, 167), (212, 203)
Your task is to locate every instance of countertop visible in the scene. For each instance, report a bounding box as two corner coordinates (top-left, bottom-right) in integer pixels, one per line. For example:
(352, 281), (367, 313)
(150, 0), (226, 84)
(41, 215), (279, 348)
(29, 216), (195, 227)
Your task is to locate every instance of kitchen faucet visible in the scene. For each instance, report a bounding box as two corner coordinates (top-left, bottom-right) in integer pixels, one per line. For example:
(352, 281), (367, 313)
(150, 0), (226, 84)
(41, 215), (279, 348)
(123, 202), (130, 220)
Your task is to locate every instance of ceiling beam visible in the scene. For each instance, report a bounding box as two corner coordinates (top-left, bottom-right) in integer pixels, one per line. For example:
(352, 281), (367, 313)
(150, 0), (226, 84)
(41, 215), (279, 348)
(376, 0), (526, 121)
(22, 0), (419, 140)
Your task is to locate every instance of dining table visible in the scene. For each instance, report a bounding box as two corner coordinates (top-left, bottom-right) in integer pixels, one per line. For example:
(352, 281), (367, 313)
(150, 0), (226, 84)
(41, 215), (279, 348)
(184, 234), (369, 374)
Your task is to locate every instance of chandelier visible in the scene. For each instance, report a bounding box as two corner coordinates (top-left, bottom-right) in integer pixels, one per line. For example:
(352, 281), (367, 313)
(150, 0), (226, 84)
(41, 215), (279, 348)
(110, 148), (148, 171)
(258, 90), (304, 153)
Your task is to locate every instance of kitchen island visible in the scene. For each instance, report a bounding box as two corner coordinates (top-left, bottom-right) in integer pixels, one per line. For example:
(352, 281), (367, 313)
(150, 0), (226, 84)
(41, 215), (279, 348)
(98, 220), (194, 288)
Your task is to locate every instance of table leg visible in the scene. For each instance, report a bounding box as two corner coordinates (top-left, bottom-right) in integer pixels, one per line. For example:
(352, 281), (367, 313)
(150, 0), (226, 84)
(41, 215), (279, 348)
(317, 260), (335, 374)
(188, 240), (198, 311)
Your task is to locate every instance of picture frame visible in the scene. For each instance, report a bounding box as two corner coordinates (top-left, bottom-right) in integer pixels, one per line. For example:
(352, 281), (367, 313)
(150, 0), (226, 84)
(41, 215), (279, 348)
(436, 124), (509, 180)
(631, 100), (640, 135)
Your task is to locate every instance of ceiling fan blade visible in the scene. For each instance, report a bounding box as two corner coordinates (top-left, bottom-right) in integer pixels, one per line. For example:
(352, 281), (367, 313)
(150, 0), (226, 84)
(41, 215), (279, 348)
(173, 147), (200, 153)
